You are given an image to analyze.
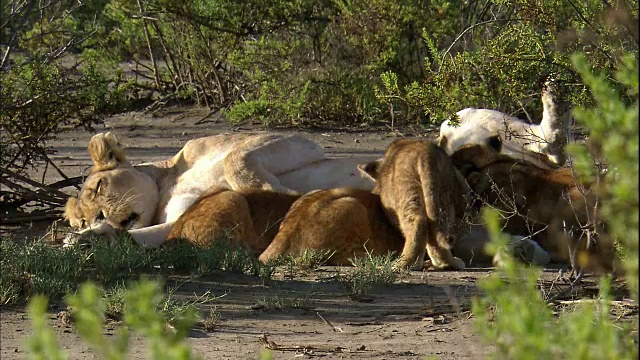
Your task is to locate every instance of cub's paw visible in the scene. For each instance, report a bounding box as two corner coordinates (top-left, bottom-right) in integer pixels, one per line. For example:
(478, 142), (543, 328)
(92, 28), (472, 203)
(424, 257), (466, 271)
(394, 257), (424, 271)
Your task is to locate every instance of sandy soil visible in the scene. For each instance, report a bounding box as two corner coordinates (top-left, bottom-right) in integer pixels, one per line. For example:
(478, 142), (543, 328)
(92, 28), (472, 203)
(0, 106), (619, 359)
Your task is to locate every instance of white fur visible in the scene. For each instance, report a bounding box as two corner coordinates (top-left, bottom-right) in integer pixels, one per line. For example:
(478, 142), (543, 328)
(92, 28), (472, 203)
(438, 86), (572, 167)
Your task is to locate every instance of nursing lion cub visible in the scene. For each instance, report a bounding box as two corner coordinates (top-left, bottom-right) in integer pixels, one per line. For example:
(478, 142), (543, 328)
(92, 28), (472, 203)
(64, 132), (376, 248)
(450, 135), (618, 274)
(358, 139), (470, 270)
(166, 188), (299, 255)
(259, 188), (404, 265)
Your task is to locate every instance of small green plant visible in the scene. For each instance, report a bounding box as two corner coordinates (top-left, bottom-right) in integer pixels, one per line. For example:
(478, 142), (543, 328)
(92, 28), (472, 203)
(255, 293), (314, 311)
(291, 249), (335, 271)
(198, 306), (220, 332)
(473, 209), (637, 360)
(278, 249), (335, 279)
(348, 250), (399, 295)
(0, 238), (88, 304)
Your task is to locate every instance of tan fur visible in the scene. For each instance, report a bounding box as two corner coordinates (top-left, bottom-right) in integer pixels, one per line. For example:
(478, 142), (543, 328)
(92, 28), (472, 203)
(259, 188), (404, 265)
(87, 132), (129, 173)
(64, 132), (376, 248)
(358, 139), (470, 270)
(63, 197), (85, 229)
(166, 188), (299, 255)
(450, 137), (618, 274)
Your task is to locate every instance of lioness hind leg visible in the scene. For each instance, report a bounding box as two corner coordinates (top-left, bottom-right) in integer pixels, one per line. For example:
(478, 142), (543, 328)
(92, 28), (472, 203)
(224, 152), (297, 195)
(223, 135), (326, 195)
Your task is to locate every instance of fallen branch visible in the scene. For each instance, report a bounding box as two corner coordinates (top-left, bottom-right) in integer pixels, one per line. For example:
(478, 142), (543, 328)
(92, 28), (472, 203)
(316, 311), (343, 332)
(258, 334), (348, 353)
(0, 167), (70, 200)
(1, 213), (61, 225)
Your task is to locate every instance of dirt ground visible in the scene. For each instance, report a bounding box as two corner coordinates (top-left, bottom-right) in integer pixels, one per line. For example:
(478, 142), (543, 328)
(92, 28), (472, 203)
(0, 106), (619, 359)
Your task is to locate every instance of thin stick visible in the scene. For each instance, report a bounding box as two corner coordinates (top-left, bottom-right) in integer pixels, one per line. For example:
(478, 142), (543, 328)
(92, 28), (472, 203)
(1, 213), (61, 224)
(316, 312), (343, 332)
(439, 18), (523, 72)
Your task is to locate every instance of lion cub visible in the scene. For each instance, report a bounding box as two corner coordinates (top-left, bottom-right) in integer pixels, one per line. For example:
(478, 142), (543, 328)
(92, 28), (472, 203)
(167, 188), (299, 254)
(449, 135), (619, 274)
(358, 139), (470, 270)
(258, 188), (404, 265)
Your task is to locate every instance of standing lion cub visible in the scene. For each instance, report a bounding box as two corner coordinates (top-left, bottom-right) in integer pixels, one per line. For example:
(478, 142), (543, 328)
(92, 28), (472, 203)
(358, 138), (470, 270)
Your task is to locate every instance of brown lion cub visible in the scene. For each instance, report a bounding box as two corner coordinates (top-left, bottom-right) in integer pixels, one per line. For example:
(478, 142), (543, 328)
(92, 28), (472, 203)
(258, 188), (404, 265)
(167, 188), (299, 255)
(358, 139), (470, 270)
(449, 135), (619, 274)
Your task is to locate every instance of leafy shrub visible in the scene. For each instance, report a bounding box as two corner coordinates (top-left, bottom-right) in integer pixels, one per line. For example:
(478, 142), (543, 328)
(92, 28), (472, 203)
(472, 52), (638, 358)
(1, 0), (133, 221)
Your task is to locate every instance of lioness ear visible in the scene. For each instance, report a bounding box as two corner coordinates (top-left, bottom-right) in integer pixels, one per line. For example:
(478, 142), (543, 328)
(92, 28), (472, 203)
(95, 178), (106, 195)
(486, 134), (502, 152)
(358, 160), (382, 182)
(88, 132), (129, 173)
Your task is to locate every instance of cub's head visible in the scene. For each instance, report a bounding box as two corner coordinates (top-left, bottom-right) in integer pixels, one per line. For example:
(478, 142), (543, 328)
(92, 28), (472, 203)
(355, 138), (417, 187)
(64, 132), (159, 231)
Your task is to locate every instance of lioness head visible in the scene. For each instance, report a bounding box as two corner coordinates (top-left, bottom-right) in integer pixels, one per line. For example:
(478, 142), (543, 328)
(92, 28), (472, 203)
(447, 134), (503, 177)
(64, 132), (159, 231)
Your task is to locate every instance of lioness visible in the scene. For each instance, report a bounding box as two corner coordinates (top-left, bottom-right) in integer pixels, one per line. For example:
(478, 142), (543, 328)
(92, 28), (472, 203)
(449, 135), (618, 274)
(358, 138), (469, 270)
(438, 79), (572, 168)
(258, 188), (404, 265)
(64, 132), (377, 248)
(166, 187), (299, 254)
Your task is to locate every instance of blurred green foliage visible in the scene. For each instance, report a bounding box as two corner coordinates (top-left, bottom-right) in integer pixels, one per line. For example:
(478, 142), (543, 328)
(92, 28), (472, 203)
(472, 51), (638, 359)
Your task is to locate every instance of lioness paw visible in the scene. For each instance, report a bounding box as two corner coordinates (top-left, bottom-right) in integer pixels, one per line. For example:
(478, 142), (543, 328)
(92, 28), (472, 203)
(63, 222), (117, 248)
(492, 236), (550, 268)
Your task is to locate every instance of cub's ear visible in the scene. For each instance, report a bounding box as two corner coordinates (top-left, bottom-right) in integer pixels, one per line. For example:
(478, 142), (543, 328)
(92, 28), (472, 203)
(63, 197), (78, 221)
(486, 134), (502, 152)
(63, 197), (84, 229)
(88, 132), (129, 173)
(357, 159), (383, 182)
(437, 135), (448, 149)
